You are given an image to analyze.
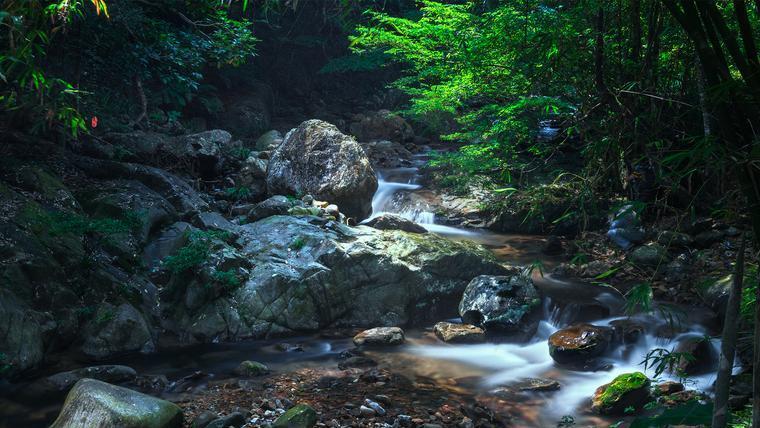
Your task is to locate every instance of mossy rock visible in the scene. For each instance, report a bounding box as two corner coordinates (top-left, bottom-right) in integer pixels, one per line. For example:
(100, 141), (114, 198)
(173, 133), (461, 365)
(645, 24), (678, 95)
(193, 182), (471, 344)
(50, 378), (183, 428)
(273, 403), (317, 428)
(233, 360), (269, 377)
(591, 372), (651, 415)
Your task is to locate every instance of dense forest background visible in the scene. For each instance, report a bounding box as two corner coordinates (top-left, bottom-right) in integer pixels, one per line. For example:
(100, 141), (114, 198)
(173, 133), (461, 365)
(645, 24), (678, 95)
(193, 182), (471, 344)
(2, 1), (760, 427)
(2, 0), (759, 240)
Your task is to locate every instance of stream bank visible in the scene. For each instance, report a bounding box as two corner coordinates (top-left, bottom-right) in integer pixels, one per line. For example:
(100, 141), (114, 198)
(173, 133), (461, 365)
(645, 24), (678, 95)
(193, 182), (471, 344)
(0, 110), (750, 428)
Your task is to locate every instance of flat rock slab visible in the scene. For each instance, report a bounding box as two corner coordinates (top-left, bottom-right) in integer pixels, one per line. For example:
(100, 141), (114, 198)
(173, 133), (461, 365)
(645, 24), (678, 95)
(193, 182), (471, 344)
(353, 327), (405, 346)
(433, 322), (485, 343)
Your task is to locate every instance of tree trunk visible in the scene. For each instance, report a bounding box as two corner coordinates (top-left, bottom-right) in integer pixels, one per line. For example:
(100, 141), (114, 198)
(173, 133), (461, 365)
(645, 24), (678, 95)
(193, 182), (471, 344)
(694, 53), (712, 137)
(713, 237), (746, 428)
(594, 6), (608, 99)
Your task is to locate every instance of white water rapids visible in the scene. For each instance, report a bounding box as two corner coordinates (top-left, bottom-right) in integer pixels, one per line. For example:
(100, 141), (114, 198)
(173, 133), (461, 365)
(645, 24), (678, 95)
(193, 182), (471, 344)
(364, 149), (736, 424)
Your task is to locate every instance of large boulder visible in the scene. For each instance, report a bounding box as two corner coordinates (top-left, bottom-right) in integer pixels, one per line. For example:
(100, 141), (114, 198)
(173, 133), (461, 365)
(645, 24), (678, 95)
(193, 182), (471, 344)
(548, 323), (613, 366)
(591, 372), (651, 415)
(167, 215), (507, 340)
(266, 120), (378, 220)
(255, 130), (283, 151)
(50, 379), (182, 428)
(81, 303), (154, 359)
(166, 130), (232, 178)
(458, 274), (541, 337)
(72, 157), (209, 217)
(360, 140), (414, 168)
(0, 289), (52, 375)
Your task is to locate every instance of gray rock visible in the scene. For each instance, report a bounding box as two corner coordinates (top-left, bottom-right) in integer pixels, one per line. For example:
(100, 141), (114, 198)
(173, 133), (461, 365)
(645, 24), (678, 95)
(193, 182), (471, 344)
(50, 379), (182, 428)
(82, 303), (154, 359)
(458, 274), (540, 337)
(247, 195), (293, 223)
(72, 156), (209, 216)
(349, 110), (414, 143)
(193, 212), (239, 234)
(168, 215), (506, 341)
(142, 222), (194, 270)
(360, 140), (413, 168)
(82, 179), (177, 244)
(102, 131), (170, 161)
(353, 327), (405, 346)
(657, 231), (693, 248)
(266, 120), (377, 220)
(364, 214), (427, 234)
(206, 412), (246, 428)
(255, 130), (283, 151)
(0, 289), (51, 374)
(25, 365), (137, 399)
(240, 155), (269, 184)
(191, 411), (219, 428)
(628, 243), (668, 267)
(694, 230), (725, 248)
(170, 130), (232, 178)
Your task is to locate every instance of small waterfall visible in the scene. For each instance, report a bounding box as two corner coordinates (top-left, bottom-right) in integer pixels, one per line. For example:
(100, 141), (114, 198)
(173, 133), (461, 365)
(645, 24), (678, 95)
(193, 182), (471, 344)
(367, 159), (475, 236)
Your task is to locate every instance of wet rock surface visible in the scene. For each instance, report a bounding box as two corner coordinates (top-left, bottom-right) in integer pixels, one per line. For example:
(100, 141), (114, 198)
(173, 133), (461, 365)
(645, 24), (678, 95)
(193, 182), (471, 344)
(353, 327), (405, 346)
(548, 323), (613, 366)
(458, 274), (540, 337)
(433, 322), (485, 344)
(266, 120), (378, 220)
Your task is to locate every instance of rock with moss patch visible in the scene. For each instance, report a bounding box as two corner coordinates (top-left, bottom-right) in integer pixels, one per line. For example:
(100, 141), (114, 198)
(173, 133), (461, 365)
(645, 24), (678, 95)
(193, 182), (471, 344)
(433, 322), (485, 343)
(591, 372), (651, 415)
(50, 378), (182, 428)
(168, 215), (507, 341)
(81, 303), (154, 359)
(273, 403), (317, 428)
(458, 274), (540, 338)
(233, 360), (269, 377)
(628, 243), (668, 267)
(548, 323), (612, 366)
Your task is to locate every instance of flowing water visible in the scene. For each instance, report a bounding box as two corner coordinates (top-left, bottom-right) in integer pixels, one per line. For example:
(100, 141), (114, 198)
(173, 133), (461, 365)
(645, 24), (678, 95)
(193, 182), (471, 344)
(0, 151), (728, 427)
(360, 151), (728, 426)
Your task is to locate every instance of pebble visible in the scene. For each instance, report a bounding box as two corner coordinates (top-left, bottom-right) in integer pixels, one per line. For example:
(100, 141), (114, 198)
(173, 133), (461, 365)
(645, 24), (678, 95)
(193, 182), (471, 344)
(359, 405), (376, 416)
(364, 398), (386, 415)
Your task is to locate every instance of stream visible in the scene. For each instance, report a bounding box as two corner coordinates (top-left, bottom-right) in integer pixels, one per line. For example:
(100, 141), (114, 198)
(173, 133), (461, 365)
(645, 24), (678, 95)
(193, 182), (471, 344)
(0, 152), (727, 427)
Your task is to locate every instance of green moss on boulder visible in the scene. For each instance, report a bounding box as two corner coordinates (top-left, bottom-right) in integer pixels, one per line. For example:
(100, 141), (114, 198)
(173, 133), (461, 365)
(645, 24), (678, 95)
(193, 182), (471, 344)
(591, 372), (651, 415)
